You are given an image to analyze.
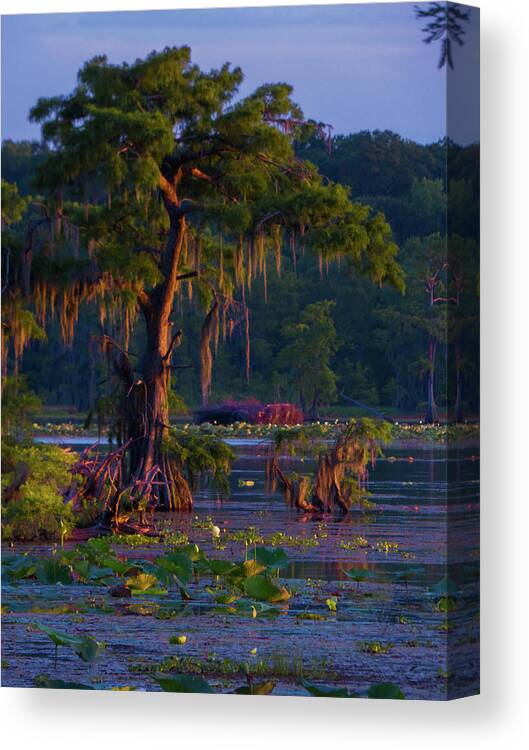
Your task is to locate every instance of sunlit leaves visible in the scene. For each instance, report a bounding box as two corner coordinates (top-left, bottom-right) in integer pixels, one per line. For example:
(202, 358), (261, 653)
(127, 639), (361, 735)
(243, 575), (291, 603)
(233, 680), (275, 695)
(125, 573), (167, 596)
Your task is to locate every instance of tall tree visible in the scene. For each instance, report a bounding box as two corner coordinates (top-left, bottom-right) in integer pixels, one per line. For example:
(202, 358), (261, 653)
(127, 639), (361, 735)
(276, 300), (339, 420)
(12, 47), (403, 514)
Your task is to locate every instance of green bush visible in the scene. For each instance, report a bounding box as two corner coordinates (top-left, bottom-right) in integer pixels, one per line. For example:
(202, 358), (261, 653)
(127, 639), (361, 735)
(1, 376), (42, 439)
(1, 441), (77, 542)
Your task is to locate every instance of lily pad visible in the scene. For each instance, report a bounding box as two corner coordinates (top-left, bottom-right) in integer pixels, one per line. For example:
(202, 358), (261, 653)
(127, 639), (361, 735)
(242, 559), (267, 578)
(4, 556), (38, 581)
(125, 573), (167, 596)
(34, 623), (105, 663)
(204, 559), (237, 577)
(34, 676), (95, 690)
(254, 547), (289, 570)
(234, 681), (275, 695)
(72, 559), (115, 583)
(367, 683), (405, 699)
(35, 559), (73, 585)
(300, 679), (358, 698)
(243, 575), (290, 603)
(154, 674), (215, 693)
(156, 552), (193, 583)
(342, 567), (374, 587)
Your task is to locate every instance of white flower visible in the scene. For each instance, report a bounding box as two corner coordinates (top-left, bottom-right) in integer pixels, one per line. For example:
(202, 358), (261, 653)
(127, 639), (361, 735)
(211, 525), (221, 538)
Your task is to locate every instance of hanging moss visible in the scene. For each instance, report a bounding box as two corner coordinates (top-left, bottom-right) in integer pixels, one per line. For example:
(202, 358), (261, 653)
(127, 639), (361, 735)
(268, 419), (393, 515)
(200, 296), (219, 406)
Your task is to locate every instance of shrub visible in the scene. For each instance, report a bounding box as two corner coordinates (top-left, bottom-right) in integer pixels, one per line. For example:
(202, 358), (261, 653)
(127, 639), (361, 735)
(1, 441), (77, 541)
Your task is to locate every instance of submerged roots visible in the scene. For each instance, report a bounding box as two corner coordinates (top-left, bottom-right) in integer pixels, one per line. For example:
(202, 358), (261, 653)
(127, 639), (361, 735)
(67, 442), (193, 535)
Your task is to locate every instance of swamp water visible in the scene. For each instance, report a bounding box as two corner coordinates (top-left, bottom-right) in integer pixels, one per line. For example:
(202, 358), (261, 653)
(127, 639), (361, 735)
(1, 438), (479, 699)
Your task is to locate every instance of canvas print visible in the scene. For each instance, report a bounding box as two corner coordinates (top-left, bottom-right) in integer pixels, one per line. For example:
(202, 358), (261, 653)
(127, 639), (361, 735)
(1, 2), (479, 700)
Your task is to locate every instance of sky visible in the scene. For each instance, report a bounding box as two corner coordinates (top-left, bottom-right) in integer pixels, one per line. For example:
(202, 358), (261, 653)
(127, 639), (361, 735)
(1, 2), (480, 144)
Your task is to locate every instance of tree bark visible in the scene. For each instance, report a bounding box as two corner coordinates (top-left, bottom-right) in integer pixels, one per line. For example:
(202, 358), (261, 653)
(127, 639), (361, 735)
(132, 213), (192, 510)
(308, 390), (320, 421)
(454, 341), (463, 423)
(110, 208), (193, 513)
(425, 338), (437, 424)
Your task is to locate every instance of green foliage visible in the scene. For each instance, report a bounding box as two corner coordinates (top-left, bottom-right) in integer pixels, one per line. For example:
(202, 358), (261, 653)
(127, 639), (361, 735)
(1, 140), (49, 194)
(125, 573), (168, 597)
(1, 440), (77, 541)
(1, 180), (29, 225)
(254, 546), (289, 570)
(155, 551), (193, 584)
(154, 673), (215, 693)
(1, 376), (42, 439)
(272, 417), (392, 458)
(35, 557), (73, 585)
(34, 676), (95, 690)
(34, 623), (106, 663)
(164, 430), (235, 492)
(342, 567), (376, 587)
(300, 679), (359, 698)
(359, 641), (393, 655)
(367, 682), (405, 699)
(233, 680), (276, 695)
(243, 575), (291, 603)
(339, 361), (379, 405)
(277, 300), (339, 415)
(2, 127), (479, 418)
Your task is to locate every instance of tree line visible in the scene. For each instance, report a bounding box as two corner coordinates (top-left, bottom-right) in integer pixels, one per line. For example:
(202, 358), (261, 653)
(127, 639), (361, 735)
(2, 96), (479, 423)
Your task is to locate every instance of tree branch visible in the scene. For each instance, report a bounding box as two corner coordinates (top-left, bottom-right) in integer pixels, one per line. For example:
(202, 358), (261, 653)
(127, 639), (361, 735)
(176, 271), (198, 282)
(163, 328), (182, 361)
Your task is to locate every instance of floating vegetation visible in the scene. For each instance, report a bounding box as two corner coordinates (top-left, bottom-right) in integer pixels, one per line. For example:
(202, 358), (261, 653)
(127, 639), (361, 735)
(359, 641), (394, 655)
(297, 613), (327, 621)
(30, 418), (479, 444)
(338, 536), (370, 551)
(341, 567), (376, 588)
(2, 438), (479, 699)
(300, 679), (405, 699)
(267, 419), (392, 514)
(169, 635), (187, 645)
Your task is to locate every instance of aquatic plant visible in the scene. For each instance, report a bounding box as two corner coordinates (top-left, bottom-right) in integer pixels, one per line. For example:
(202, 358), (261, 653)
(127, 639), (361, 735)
(33, 623), (105, 667)
(154, 674), (215, 693)
(299, 679), (404, 699)
(300, 679), (358, 698)
(267, 418), (393, 514)
(34, 676), (95, 690)
(342, 567), (376, 589)
(169, 635), (187, 645)
(125, 573), (168, 597)
(359, 641), (393, 655)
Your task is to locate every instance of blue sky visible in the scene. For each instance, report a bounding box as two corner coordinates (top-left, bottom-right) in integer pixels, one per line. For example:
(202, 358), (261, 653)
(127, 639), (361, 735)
(1, 3), (479, 144)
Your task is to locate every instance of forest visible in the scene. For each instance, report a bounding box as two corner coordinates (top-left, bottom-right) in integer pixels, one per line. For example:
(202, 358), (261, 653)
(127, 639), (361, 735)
(2, 127), (479, 420)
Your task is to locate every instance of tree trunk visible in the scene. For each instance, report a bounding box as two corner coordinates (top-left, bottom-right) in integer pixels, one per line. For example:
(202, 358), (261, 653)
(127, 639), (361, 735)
(454, 341), (463, 423)
(308, 391), (320, 421)
(115, 213), (193, 513)
(299, 391), (307, 419)
(425, 338), (437, 424)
